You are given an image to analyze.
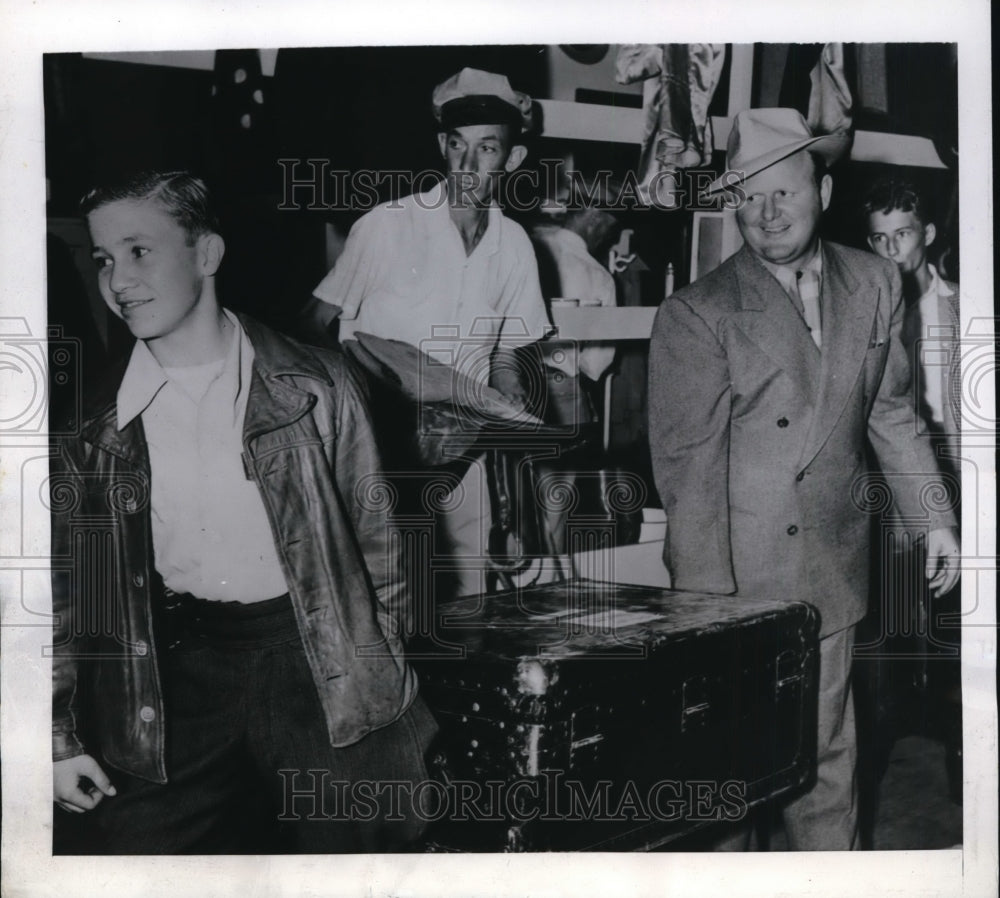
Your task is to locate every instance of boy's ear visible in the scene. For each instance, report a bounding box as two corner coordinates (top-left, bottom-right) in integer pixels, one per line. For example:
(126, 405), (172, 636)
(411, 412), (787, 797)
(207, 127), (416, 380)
(923, 222), (936, 247)
(199, 233), (226, 276)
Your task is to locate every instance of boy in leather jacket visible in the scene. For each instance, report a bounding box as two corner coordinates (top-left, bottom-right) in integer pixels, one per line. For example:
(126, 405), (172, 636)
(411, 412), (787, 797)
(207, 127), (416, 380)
(51, 171), (436, 853)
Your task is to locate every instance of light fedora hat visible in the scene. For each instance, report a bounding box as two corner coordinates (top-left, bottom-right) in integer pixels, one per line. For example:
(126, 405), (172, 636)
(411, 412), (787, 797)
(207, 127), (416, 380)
(703, 107), (851, 195)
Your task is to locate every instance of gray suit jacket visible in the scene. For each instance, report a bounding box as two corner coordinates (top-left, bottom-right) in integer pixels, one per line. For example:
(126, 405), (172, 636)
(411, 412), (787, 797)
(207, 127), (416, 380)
(648, 242), (956, 636)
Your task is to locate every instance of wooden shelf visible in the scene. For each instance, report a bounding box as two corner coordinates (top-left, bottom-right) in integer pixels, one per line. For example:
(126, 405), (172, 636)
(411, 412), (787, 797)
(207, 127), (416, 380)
(550, 306), (657, 341)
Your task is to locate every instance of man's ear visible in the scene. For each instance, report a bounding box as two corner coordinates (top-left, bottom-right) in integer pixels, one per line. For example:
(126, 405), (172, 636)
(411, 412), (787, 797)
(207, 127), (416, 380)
(199, 233), (226, 277)
(924, 222), (937, 247)
(866, 235), (879, 253)
(504, 144), (527, 173)
(819, 173), (833, 212)
(437, 132), (448, 158)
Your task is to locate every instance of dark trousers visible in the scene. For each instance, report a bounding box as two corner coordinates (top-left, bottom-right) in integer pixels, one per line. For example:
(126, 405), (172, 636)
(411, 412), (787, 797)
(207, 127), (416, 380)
(854, 538), (963, 828)
(62, 593), (436, 854)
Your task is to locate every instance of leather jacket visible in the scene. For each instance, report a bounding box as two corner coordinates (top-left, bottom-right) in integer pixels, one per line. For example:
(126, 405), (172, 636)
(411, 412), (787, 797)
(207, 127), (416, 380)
(51, 314), (417, 783)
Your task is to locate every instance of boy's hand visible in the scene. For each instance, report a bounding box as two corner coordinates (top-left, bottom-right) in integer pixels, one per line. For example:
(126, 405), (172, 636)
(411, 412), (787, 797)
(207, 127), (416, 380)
(926, 526), (961, 598)
(54, 755), (116, 813)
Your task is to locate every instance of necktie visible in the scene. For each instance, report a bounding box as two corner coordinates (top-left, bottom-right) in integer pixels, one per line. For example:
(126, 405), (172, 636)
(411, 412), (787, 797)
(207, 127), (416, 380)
(795, 269), (822, 349)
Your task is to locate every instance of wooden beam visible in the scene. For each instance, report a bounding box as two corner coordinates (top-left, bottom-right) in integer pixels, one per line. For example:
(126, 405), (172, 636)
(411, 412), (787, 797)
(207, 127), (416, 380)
(850, 130), (946, 168)
(538, 100), (946, 169)
(537, 98), (644, 144)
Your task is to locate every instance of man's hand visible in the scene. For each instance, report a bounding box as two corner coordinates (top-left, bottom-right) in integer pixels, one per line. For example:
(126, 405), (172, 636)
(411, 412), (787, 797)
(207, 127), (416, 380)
(495, 386), (528, 413)
(54, 754), (116, 813)
(925, 527), (961, 598)
(489, 346), (531, 413)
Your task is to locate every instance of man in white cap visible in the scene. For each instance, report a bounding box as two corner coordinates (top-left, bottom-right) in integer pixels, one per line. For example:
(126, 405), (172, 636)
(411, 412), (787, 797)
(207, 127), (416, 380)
(647, 108), (960, 850)
(299, 68), (550, 600)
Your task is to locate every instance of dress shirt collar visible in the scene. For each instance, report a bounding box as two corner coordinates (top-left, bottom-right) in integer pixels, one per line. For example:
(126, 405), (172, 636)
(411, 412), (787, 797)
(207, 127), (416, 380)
(116, 341), (168, 430)
(758, 241), (824, 293)
(920, 263), (955, 302)
(116, 310), (246, 430)
(427, 177), (502, 257)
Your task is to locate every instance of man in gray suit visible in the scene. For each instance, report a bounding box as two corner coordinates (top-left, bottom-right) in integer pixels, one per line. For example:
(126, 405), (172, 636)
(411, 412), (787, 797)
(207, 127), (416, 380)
(647, 109), (960, 850)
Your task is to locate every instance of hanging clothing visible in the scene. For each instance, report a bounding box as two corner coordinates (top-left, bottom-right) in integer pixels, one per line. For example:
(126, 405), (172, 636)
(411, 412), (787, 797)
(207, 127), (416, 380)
(615, 44), (726, 203)
(807, 43), (853, 137)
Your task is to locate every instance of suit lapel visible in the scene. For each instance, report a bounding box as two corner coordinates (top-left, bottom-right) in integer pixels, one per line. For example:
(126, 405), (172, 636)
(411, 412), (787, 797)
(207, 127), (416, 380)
(731, 246), (821, 402)
(799, 243), (877, 466)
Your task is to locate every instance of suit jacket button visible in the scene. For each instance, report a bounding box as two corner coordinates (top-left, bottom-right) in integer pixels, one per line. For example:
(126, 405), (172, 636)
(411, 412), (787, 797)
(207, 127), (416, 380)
(787, 524), (799, 535)
(777, 417), (789, 428)
(132, 573), (145, 588)
(796, 472), (804, 482)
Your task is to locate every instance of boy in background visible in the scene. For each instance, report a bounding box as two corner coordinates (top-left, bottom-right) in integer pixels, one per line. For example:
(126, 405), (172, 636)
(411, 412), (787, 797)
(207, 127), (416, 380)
(864, 177), (961, 463)
(861, 175), (963, 805)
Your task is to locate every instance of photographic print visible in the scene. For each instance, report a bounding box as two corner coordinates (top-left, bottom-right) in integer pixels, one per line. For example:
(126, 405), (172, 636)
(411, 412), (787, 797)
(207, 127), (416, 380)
(1, 3), (995, 897)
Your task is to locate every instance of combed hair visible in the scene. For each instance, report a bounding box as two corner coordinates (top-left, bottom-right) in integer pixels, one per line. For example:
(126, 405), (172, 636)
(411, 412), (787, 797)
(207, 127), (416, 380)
(861, 177), (927, 225)
(80, 171), (220, 244)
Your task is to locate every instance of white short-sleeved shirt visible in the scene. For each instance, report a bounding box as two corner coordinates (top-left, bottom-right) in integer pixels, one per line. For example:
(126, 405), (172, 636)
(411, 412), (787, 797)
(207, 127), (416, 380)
(312, 180), (550, 383)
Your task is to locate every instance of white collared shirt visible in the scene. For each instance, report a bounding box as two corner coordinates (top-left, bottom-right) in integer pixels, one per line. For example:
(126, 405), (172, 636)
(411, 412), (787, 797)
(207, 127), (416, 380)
(904, 263), (958, 428)
(117, 312), (287, 602)
(313, 180), (550, 383)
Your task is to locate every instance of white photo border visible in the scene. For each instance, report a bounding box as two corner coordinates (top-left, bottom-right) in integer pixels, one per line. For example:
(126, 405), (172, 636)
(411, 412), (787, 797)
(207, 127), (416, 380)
(1, 2), (995, 896)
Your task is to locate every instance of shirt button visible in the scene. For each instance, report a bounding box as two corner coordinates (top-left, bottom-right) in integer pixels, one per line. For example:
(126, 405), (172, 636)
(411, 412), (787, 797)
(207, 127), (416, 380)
(787, 525), (799, 535)
(796, 472), (804, 482)
(135, 640), (148, 656)
(132, 573), (145, 588)
(777, 417), (789, 428)
(139, 706), (156, 723)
